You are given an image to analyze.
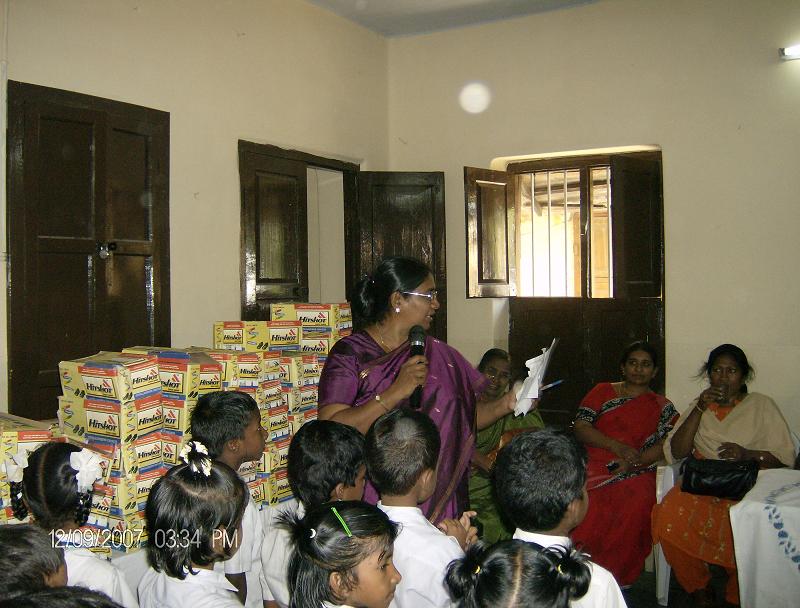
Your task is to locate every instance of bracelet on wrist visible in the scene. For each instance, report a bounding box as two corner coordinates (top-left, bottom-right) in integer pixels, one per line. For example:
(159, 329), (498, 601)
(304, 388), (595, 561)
(374, 393), (390, 413)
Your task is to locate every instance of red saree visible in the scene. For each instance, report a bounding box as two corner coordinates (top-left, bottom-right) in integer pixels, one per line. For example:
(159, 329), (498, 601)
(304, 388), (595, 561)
(571, 383), (678, 586)
(318, 331), (486, 523)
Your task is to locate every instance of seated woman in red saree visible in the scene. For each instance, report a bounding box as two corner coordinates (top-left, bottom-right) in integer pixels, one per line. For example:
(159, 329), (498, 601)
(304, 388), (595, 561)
(572, 341), (678, 587)
(318, 257), (516, 523)
(652, 344), (795, 607)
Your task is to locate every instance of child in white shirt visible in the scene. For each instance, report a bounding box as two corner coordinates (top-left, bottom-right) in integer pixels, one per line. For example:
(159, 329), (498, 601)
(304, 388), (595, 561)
(260, 419), (366, 607)
(282, 500), (401, 608)
(493, 429), (628, 608)
(190, 390), (267, 608)
(12, 441), (138, 608)
(138, 440), (249, 608)
(366, 408), (477, 608)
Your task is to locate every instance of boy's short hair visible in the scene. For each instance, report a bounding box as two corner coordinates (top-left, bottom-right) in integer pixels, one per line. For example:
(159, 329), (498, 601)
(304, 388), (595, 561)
(493, 429), (587, 532)
(287, 420), (365, 507)
(0, 524), (65, 599)
(190, 390), (258, 458)
(365, 408), (440, 496)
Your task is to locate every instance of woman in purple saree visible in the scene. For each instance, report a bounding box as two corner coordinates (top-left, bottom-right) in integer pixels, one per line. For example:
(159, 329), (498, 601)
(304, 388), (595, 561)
(318, 257), (514, 523)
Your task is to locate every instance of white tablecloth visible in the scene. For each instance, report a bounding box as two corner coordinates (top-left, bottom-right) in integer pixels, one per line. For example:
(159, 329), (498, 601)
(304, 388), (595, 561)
(730, 469), (800, 608)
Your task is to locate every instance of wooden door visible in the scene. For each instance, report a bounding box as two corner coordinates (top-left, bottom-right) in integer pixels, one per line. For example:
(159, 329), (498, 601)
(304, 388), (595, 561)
(7, 81), (170, 420)
(354, 172), (447, 341)
(501, 152), (664, 427)
(238, 141), (360, 320)
(509, 298), (585, 428)
(464, 167), (517, 298)
(240, 149), (309, 318)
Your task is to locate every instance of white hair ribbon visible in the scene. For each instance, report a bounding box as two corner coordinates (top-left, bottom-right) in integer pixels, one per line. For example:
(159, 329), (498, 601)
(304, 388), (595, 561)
(69, 449), (104, 493)
(179, 440), (212, 477)
(5, 449), (29, 483)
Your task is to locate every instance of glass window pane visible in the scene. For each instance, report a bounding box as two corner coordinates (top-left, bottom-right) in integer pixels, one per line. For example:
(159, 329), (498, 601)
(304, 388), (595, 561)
(590, 166), (612, 298)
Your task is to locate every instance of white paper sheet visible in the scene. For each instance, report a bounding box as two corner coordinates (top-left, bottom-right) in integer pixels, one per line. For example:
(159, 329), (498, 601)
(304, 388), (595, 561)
(513, 338), (558, 416)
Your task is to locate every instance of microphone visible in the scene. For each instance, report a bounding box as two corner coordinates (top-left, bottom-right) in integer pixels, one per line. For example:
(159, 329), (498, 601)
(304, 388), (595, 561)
(408, 325), (426, 409)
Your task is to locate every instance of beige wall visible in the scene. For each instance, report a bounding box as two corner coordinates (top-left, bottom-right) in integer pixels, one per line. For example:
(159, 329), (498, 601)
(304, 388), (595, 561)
(3, 0), (800, 432)
(0, 0), (388, 412)
(387, 0), (800, 428)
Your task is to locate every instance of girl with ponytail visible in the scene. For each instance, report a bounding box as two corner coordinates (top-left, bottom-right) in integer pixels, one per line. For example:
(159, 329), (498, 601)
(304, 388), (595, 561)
(12, 441), (137, 607)
(445, 540), (591, 608)
(138, 440), (248, 608)
(282, 500), (401, 608)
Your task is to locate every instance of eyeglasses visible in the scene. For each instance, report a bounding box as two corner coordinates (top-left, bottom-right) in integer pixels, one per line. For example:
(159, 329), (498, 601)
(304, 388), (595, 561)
(402, 289), (439, 301)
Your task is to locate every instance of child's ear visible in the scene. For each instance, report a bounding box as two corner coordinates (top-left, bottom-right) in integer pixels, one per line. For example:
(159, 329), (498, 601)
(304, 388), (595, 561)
(225, 437), (242, 454)
(44, 563), (68, 588)
(331, 482), (346, 501)
(420, 468), (437, 494)
(329, 571), (348, 601)
(565, 486), (589, 528)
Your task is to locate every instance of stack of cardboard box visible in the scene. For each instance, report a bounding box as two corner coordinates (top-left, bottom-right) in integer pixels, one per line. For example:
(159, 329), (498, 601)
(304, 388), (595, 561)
(121, 348), (223, 468)
(212, 303), (351, 510)
(0, 414), (56, 524)
(56, 352), (166, 549)
(0, 411), (118, 554)
(270, 303), (352, 364)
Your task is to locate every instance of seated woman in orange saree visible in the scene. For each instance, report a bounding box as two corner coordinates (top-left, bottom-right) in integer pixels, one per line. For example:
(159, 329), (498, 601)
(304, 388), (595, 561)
(652, 344), (795, 607)
(572, 341), (678, 587)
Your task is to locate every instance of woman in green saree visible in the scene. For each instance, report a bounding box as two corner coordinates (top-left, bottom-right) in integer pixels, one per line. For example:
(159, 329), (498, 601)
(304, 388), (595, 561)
(469, 349), (545, 542)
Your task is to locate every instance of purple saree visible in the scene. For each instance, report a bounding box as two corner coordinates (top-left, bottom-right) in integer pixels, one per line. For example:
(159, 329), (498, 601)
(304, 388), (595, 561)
(318, 331), (487, 523)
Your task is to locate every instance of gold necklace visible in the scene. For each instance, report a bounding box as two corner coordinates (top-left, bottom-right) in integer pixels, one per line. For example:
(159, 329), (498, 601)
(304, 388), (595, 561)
(376, 324), (397, 352)
(378, 330), (393, 351)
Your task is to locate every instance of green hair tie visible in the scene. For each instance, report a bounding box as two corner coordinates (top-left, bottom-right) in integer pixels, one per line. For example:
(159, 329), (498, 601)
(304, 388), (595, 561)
(331, 506), (353, 537)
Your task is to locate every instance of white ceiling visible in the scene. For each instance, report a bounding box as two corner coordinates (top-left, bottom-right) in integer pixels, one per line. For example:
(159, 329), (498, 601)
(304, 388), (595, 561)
(308, 0), (599, 37)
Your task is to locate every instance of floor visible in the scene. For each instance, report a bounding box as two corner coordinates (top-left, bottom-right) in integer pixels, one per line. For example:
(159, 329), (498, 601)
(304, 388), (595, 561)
(624, 566), (735, 608)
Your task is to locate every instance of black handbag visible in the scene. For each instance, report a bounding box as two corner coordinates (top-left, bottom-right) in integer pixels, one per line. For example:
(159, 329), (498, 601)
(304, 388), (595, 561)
(680, 455), (758, 501)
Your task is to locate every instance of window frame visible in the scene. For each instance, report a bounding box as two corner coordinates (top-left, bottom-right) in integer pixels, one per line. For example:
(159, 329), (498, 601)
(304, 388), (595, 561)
(465, 150), (662, 300)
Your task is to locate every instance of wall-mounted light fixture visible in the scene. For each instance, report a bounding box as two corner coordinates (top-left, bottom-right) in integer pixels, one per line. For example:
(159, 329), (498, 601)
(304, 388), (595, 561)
(780, 44), (800, 60)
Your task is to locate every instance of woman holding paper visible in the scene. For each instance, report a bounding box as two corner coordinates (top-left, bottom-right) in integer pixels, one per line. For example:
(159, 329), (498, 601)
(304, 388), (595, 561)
(571, 341), (678, 587)
(318, 256), (516, 523)
(469, 348), (544, 542)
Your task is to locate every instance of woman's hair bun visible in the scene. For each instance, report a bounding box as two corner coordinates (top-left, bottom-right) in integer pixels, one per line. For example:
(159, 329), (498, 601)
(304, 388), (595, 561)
(351, 257), (431, 329)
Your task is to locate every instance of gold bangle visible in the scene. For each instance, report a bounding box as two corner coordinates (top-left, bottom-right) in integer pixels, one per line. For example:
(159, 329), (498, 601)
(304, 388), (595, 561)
(374, 393), (390, 413)
(694, 404), (706, 415)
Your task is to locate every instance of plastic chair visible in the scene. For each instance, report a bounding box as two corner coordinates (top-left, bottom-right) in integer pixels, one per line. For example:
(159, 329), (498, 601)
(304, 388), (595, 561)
(654, 462), (682, 606)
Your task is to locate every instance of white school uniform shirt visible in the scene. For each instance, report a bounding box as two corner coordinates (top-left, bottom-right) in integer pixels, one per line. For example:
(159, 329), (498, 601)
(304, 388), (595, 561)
(65, 547), (139, 608)
(214, 495), (264, 608)
(259, 498), (302, 607)
(512, 529), (628, 608)
(138, 566), (242, 608)
(379, 502), (463, 608)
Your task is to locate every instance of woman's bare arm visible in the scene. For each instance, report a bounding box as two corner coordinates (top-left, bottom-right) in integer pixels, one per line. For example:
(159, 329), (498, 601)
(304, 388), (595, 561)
(475, 391), (515, 430)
